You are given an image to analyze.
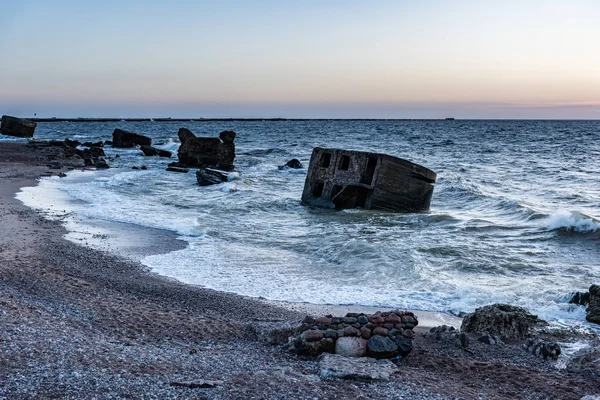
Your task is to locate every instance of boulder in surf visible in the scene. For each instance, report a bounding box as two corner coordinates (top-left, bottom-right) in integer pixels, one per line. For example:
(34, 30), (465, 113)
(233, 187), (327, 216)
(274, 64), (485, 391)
(112, 128), (151, 148)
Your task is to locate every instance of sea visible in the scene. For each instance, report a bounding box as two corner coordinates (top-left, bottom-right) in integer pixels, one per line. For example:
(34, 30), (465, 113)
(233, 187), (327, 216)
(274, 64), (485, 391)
(5, 119), (600, 327)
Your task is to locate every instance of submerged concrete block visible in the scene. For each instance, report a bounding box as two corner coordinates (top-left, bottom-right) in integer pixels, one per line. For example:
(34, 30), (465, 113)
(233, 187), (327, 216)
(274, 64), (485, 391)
(301, 148), (436, 212)
(1, 115), (37, 138)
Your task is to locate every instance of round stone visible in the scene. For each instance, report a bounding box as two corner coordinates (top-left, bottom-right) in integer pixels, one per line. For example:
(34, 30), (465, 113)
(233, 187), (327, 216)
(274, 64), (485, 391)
(335, 337), (368, 357)
(372, 327), (389, 336)
(367, 336), (398, 359)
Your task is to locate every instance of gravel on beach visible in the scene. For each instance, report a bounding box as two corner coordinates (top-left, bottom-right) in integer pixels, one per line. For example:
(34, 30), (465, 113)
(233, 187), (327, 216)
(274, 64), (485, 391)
(1, 142), (599, 400)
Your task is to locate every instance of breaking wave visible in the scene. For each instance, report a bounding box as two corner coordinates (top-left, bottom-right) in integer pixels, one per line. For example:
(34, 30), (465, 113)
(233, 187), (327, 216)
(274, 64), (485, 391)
(547, 210), (600, 233)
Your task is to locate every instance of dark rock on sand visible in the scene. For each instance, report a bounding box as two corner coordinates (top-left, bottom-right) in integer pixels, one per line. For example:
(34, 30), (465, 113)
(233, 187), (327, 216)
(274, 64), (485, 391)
(461, 304), (546, 340)
(525, 338), (561, 360)
(1, 115), (37, 138)
(586, 284), (600, 324)
(391, 336), (413, 356)
(567, 345), (600, 379)
(140, 145), (172, 158)
(279, 158), (303, 170)
(170, 379), (223, 388)
(196, 168), (228, 186)
(477, 334), (501, 345)
(112, 128), (151, 148)
(366, 336), (398, 359)
(166, 167), (189, 173)
(318, 353), (399, 381)
(293, 336), (334, 356)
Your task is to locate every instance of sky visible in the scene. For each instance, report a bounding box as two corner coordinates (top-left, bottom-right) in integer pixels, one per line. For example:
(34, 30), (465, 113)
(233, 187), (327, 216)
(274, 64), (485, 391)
(1, 0), (599, 119)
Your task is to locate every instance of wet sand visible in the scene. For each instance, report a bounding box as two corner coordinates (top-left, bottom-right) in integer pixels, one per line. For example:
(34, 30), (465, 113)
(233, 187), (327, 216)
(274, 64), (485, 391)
(1, 141), (599, 399)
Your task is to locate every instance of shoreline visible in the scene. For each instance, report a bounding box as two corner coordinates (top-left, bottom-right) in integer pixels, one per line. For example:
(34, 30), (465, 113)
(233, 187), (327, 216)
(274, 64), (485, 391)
(14, 159), (463, 329)
(2, 141), (599, 399)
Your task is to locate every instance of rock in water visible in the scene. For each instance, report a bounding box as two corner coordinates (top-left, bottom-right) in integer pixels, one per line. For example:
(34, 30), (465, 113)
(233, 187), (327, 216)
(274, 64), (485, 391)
(196, 168), (229, 186)
(166, 167), (189, 173)
(1, 115), (37, 138)
(95, 158), (110, 169)
(335, 337), (367, 357)
(460, 304), (546, 340)
(178, 127), (196, 144)
(112, 128), (151, 148)
(176, 128), (236, 170)
(318, 354), (399, 381)
(279, 158), (303, 170)
(569, 291), (591, 306)
(366, 336), (398, 359)
(218, 130), (236, 171)
(586, 284), (600, 324)
(140, 145), (172, 158)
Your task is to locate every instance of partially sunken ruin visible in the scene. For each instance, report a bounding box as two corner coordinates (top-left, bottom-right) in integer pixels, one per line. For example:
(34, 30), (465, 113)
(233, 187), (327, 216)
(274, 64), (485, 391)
(301, 148), (436, 212)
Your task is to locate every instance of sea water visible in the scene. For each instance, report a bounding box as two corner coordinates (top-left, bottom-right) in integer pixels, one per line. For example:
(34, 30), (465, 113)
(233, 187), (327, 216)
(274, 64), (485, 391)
(9, 119), (600, 325)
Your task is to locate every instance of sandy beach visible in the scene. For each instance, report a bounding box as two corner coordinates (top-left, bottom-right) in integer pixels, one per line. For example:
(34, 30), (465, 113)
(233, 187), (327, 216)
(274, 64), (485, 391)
(1, 141), (599, 400)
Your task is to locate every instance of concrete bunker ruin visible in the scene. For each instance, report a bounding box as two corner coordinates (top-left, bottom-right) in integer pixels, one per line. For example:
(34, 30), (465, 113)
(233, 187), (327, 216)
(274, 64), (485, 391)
(301, 148), (436, 212)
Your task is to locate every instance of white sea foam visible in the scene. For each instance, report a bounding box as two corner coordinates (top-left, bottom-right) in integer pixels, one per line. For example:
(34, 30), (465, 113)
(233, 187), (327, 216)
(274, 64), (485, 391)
(547, 210), (600, 233)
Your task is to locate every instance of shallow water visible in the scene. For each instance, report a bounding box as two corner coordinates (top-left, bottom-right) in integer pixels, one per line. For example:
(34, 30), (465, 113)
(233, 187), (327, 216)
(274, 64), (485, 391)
(9, 119), (600, 324)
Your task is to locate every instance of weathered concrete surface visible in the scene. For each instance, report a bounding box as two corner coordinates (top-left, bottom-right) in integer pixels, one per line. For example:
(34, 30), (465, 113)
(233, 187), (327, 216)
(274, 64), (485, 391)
(1, 115), (37, 138)
(301, 147), (436, 212)
(177, 128), (236, 170)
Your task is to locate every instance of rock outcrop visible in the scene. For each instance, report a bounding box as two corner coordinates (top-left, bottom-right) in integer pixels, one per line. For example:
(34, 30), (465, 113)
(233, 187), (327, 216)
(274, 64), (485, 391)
(196, 168), (229, 186)
(461, 304), (546, 340)
(1, 115), (37, 138)
(586, 284), (600, 324)
(112, 129), (151, 148)
(28, 139), (108, 168)
(177, 128), (236, 170)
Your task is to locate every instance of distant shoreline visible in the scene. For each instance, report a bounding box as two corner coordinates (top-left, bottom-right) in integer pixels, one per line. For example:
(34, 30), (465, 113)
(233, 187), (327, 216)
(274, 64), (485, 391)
(8, 117), (599, 122)
(23, 117), (459, 122)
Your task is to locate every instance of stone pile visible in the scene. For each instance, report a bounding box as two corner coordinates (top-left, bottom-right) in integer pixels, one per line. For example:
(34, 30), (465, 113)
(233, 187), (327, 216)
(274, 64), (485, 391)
(525, 338), (561, 360)
(427, 325), (469, 348)
(293, 311), (417, 359)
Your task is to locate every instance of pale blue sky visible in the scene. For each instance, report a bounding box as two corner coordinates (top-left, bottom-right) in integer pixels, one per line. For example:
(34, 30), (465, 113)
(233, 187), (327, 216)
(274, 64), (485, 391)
(1, 0), (599, 118)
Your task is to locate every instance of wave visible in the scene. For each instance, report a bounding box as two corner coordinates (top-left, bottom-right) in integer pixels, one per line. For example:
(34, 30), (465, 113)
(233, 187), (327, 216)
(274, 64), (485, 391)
(547, 210), (600, 233)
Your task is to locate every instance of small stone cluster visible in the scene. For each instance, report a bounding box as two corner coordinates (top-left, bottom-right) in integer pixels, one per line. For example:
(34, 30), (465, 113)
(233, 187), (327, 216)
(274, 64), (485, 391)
(525, 338), (561, 360)
(426, 325), (469, 348)
(293, 311), (417, 359)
